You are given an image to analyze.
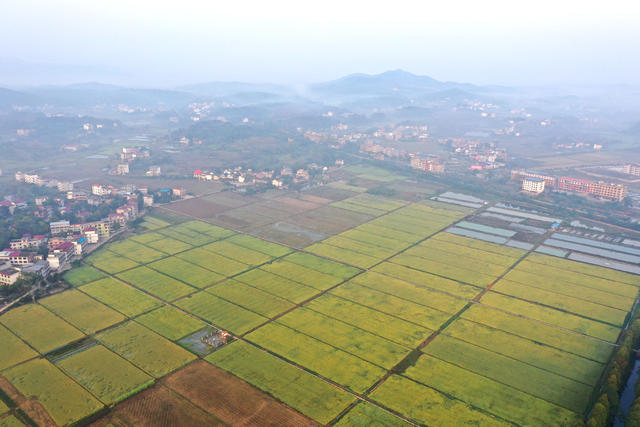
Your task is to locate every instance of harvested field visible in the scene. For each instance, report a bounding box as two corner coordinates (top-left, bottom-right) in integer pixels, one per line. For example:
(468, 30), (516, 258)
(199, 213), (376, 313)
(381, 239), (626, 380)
(163, 360), (319, 426)
(251, 221), (326, 248)
(206, 341), (354, 424)
(164, 198), (230, 218)
(95, 383), (224, 427)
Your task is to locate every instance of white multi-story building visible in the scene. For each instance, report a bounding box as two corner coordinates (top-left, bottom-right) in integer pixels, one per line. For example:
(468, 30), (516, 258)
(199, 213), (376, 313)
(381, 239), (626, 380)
(522, 177), (545, 194)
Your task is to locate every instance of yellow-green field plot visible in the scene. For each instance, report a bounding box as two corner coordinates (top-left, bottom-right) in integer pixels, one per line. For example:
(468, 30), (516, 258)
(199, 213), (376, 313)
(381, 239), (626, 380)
(479, 292), (621, 342)
(85, 250), (139, 274)
(336, 402), (410, 427)
(175, 291), (267, 334)
(225, 234), (293, 257)
(206, 341), (355, 424)
(138, 216), (170, 230)
(261, 261), (347, 291)
(283, 252), (361, 279)
(0, 324), (38, 370)
(0, 304), (85, 354)
(441, 318), (604, 386)
(176, 248), (251, 277)
(147, 257), (224, 289)
(403, 355), (582, 427)
(206, 280), (294, 318)
(201, 240), (272, 266)
(234, 269), (321, 303)
(135, 305), (206, 341)
(62, 265), (106, 287)
(526, 252), (640, 285)
(107, 240), (166, 263)
(305, 242), (380, 268)
(79, 277), (162, 317)
(117, 267), (196, 302)
(461, 304), (615, 364)
(56, 345), (153, 404)
(369, 375), (508, 427)
(39, 290), (125, 334)
(344, 165), (407, 182)
(158, 221), (234, 245)
(3, 358), (103, 425)
(277, 307), (409, 369)
(143, 236), (192, 254)
(246, 322), (385, 393)
(96, 321), (196, 378)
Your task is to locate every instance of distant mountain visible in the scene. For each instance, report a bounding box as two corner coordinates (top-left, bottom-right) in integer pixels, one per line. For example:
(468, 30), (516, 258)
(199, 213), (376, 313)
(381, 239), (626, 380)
(177, 81), (293, 97)
(310, 70), (478, 98)
(0, 87), (36, 109)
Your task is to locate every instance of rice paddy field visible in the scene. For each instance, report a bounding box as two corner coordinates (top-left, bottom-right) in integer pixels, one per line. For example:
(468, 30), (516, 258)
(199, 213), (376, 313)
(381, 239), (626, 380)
(2, 192), (640, 426)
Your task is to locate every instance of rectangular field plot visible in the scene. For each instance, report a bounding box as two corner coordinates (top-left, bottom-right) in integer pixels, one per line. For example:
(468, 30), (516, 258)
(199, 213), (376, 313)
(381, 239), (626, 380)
(117, 267), (196, 302)
(461, 304), (615, 363)
(175, 291), (267, 334)
(56, 344), (153, 404)
(479, 292), (621, 342)
(176, 248), (251, 277)
(0, 324), (38, 370)
(3, 358), (103, 425)
(226, 234), (292, 257)
(139, 216), (171, 230)
(162, 361), (320, 426)
(433, 232), (526, 258)
(246, 322), (385, 393)
(206, 280), (294, 318)
(130, 231), (166, 244)
(503, 267), (636, 311)
(0, 304), (84, 354)
(403, 355), (581, 427)
(335, 402), (409, 427)
(283, 252), (361, 279)
(417, 234), (524, 266)
(135, 306), (206, 341)
(338, 228), (409, 251)
(62, 265), (106, 287)
(158, 226), (220, 246)
(305, 243), (380, 268)
(354, 223), (420, 244)
(234, 269), (320, 303)
(85, 250), (139, 274)
(369, 375), (507, 427)
(147, 257), (224, 289)
(178, 221), (236, 239)
(278, 308), (409, 369)
(515, 259), (640, 299)
(389, 253), (499, 287)
(143, 236), (192, 254)
(39, 290), (125, 334)
(206, 341), (355, 424)
(334, 277), (463, 329)
(79, 278), (162, 317)
(372, 262), (481, 300)
(305, 294), (431, 348)
(201, 240), (272, 266)
(526, 252), (640, 285)
(96, 321), (196, 378)
(423, 334), (592, 412)
(442, 318), (604, 386)
(261, 261), (346, 291)
(491, 280), (627, 326)
(107, 240), (166, 264)
(320, 235), (404, 259)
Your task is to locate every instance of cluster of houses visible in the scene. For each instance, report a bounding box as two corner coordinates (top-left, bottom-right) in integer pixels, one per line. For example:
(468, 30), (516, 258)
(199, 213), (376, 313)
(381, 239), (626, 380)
(14, 171), (74, 192)
(193, 165), (323, 190)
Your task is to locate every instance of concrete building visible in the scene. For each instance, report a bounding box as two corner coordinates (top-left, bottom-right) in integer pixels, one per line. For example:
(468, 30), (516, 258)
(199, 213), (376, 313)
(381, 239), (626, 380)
(511, 170), (557, 187)
(146, 166), (161, 176)
(522, 177), (545, 194)
(50, 220), (71, 235)
(557, 177), (627, 201)
(57, 181), (74, 192)
(22, 261), (50, 277)
(410, 156), (445, 173)
(624, 164), (640, 177)
(116, 164), (130, 175)
(0, 267), (21, 285)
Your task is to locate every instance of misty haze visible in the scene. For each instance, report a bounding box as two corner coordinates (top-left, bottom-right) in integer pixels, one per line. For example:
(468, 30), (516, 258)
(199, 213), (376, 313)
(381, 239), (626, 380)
(1, 2), (640, 427)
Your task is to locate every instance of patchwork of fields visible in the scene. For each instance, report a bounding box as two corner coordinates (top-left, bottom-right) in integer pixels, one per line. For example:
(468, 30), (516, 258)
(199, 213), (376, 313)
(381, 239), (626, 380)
(1, 190), (640, 426)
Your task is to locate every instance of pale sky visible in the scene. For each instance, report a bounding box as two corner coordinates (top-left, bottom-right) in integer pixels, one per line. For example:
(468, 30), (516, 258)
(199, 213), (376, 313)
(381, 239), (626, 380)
(1, 0), (639, 86)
